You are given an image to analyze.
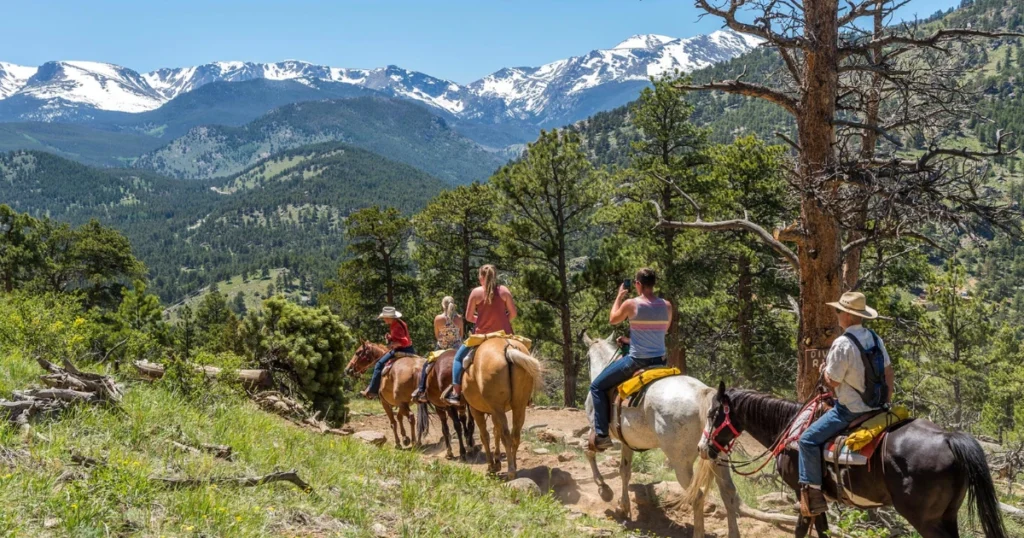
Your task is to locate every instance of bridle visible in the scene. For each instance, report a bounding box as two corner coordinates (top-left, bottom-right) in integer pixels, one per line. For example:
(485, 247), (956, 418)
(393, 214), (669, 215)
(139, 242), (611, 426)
(704, 404), (741, 455)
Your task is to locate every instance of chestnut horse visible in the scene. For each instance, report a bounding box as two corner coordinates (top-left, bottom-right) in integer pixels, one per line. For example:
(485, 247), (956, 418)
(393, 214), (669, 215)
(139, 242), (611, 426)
(345, 341), (426, 448)
(460, 337), (541, 479)
(415, 349), (476, 460)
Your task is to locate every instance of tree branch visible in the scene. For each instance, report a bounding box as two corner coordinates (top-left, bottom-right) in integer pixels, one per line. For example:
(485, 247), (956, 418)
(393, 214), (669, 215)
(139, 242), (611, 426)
(654, 206), (800, 270)
(676, 76), (798, 115)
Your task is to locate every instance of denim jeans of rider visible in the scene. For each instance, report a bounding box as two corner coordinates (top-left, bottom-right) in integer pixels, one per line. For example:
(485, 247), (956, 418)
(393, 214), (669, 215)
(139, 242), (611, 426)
(450, 343), (471, 388)
(367, 346), (416, 394)
(590, 355), (664, 438)
(798, 403), (866, 486)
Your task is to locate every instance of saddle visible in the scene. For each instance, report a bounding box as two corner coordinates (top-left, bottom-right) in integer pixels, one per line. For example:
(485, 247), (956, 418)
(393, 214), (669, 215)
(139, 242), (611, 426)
(785, 405), (911, 466)
(381, 352), (418, 377)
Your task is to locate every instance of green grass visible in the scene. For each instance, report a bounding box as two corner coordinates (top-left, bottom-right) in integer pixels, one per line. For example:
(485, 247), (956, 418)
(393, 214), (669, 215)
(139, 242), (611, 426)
(0, 351), (626, 537)
(164, 269), (311, 321)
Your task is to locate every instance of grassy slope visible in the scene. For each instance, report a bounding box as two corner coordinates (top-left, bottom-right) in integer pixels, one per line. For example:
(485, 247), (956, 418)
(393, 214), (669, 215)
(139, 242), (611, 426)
(0, 351), (622, 537)
(164, 269), (309, 321)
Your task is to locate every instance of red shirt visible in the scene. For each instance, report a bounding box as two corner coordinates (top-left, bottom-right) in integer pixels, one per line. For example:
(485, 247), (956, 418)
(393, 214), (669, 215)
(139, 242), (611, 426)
(471, 286), (514, 335)
(388, 320), (412, 348)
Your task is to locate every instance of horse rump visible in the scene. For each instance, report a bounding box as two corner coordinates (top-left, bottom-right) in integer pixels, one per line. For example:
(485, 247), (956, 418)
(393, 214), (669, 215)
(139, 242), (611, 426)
(947, 432), (1007, 538)
(504, 347), (543, 395)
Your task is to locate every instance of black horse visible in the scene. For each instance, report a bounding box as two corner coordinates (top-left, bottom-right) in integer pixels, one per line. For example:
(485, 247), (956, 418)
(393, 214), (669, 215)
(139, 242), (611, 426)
(700, 382), (1007, 538)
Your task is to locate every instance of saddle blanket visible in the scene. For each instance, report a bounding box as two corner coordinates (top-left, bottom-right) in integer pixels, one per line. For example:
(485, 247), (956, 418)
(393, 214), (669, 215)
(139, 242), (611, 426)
(425, 350), (448, 363)
(785, 405), (911, 466)
(617, 367), (681, 400)
(463, 331), (532, 351)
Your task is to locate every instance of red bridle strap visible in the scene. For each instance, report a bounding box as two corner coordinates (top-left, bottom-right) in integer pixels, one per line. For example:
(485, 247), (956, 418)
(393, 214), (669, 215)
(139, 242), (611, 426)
(704, 404), (741, 454)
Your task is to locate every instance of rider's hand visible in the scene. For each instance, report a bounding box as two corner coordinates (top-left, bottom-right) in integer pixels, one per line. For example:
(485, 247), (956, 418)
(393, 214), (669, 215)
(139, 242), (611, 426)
(617, 284), (629, 299)
(819, 361), (827, 374)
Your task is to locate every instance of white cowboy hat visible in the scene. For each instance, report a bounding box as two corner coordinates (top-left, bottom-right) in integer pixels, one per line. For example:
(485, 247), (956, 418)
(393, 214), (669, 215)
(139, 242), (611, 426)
(827, 292), (878, 319)
(376, 306), (402, 319)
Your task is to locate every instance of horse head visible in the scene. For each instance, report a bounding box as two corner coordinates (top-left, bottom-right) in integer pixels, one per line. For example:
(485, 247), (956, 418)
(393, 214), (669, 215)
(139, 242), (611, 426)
(584, 331), (619, 382)
(345, 341), (384, 377)
(699, 381), (744, 461)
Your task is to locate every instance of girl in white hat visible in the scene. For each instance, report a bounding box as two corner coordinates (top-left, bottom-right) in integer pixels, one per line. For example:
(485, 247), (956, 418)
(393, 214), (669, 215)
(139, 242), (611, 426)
(361, 306), (416, 399)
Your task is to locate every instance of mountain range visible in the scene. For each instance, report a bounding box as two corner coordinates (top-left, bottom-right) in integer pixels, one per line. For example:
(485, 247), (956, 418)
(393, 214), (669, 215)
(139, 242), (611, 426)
(0, 30), (760, 135)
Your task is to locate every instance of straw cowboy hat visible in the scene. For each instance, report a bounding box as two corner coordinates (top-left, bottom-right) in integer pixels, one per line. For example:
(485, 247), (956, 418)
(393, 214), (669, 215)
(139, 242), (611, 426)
(376, 306), (403, 319)
(827, 292), (878, 319)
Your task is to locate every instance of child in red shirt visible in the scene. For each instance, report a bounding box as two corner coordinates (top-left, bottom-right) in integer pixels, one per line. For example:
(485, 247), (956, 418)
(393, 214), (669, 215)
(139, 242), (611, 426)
(361, 306), (416, 399)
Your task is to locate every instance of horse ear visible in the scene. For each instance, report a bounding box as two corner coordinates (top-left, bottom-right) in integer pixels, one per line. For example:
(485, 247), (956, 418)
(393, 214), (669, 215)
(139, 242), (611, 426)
(582, 332), (594, 347)
(717, 381), (727, 401)
(606, 332), (615, 343)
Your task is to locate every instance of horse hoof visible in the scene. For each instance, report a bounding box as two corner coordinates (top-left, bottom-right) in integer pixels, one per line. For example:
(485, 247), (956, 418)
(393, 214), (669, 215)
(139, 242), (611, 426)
(598, 483), (613, 502)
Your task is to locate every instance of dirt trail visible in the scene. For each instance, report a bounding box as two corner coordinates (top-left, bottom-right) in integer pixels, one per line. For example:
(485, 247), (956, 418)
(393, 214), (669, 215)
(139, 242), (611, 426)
(348, 406), (794, 537)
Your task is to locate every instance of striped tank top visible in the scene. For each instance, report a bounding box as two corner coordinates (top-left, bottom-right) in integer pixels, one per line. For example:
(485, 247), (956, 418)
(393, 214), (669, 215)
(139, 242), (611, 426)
(629, 296), (669, 359)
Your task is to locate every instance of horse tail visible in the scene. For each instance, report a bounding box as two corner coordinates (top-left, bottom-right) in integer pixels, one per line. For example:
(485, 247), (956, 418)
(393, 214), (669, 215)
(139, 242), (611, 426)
(947, 432), (1007, 538)
(505, 347), (543, 395)
(416, 403), (431, 442)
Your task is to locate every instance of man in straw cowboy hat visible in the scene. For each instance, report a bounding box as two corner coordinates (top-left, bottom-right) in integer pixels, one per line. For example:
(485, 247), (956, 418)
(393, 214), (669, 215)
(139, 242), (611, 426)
(798, 291), (895, 516)
(360, 306), (416, 399)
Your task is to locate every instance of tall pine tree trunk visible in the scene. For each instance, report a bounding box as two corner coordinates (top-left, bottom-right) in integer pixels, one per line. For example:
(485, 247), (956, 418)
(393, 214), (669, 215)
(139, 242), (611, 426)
(661, 185), (686, 372)
(737, 254), (754, 382)
(560, 303), (577, 407)
(796, 0), (843, 399)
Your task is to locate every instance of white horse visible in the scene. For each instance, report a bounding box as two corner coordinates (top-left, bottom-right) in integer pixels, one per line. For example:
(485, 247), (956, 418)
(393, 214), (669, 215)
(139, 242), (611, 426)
(583, 333), (741, 538)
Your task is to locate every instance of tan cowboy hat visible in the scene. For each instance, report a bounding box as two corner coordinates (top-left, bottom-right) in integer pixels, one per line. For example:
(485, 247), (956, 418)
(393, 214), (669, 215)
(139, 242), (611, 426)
(827, 292), (878, 319)
(376, 306), (403, 319)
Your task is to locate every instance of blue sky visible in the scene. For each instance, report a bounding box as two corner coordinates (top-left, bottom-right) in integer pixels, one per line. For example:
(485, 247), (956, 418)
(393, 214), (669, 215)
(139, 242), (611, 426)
(6, 0), (962, 84)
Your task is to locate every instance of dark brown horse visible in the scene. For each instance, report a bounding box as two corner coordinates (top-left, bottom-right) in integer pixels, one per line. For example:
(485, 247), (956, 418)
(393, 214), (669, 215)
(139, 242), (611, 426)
(414, 350), (475, 460)
(700, 383), (1007, 538)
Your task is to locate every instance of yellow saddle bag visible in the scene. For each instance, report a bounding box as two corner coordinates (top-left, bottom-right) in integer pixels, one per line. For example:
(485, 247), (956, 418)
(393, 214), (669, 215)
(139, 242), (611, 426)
(463, 331), (532, 351)
(845, 405), (911, 451)
(617, 367), (682, 400)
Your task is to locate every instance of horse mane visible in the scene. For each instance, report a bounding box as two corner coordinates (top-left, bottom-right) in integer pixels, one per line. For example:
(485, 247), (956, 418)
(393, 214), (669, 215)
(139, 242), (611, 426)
(726, 389), (802, 441)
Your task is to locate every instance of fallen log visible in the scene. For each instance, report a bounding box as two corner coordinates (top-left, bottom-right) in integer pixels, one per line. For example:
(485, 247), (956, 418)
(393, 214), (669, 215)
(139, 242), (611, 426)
(168, 440), (234, 461)
(251, 391), (352, 436)
(153, 470), (311, 492)
(133, 360), (271, 389)
(1002, 502), (1024, 521)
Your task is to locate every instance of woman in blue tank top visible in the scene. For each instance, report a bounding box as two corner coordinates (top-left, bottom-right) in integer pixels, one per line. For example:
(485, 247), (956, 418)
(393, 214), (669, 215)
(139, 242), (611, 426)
(589, 268), (672, 451)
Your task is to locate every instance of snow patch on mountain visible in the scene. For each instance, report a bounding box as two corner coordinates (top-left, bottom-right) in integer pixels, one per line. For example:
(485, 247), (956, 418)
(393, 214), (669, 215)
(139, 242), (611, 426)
(22, 61), (163, 112)
(0, 62), (37, 99)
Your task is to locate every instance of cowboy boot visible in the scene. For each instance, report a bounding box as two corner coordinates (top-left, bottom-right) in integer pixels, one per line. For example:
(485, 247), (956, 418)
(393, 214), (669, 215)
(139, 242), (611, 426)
(800, 486), (828, 517)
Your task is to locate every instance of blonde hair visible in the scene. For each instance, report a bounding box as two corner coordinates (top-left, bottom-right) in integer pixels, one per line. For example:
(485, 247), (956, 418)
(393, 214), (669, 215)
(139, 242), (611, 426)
(480, 265), (498, 304)
(441, 296), (456, 321)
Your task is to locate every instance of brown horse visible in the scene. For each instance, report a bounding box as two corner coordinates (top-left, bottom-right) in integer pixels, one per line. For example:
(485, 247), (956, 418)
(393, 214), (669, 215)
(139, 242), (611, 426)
(345, 341), (426, 448)
(460, 337), (541, 479)
(415, 350), (476, 460)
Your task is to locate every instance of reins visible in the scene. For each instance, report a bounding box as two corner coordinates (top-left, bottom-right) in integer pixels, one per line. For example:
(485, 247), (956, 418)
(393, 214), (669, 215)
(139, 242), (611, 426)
(717, 386), (833, 477)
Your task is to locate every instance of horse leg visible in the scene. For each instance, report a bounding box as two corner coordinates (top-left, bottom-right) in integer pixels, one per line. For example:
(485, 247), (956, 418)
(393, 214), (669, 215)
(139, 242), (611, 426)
(405, 403), (418, 447)
(617, 444), (633, 519)
(794, 515), (812, 538)
(667, 456), (704, 538)
(438, 406), (454, 459)
(813, 513), (830, 538)
(395, 403), (412, 447)
(470, 407), (498, 474)
(382, 401), (401, 448)
(447, 407), (467, 460)
(510, 399), (527, 477)
(712, 463), (741, 538)
(491, 410), (516, 479)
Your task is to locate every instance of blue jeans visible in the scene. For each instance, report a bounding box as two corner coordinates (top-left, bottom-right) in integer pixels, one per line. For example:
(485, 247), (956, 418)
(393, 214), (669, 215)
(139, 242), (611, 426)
(366, 346), (416, 394)
(798, 403), (865, 486)
(590, 355), (664, 437)
(451, 343), (471, 388)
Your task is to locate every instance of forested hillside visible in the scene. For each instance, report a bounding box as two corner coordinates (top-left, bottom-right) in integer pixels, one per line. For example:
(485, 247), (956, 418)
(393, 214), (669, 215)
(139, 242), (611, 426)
(133, 97), (506, 184)
(0, 145), (447, 302)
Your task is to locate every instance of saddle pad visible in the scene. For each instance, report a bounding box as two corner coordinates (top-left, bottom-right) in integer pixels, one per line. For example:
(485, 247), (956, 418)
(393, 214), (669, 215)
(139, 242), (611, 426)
(845, 406), (910, 451)
(616, 367), (681, 399)
(463, 331), (532, 351)
(786, 440), (869, 466)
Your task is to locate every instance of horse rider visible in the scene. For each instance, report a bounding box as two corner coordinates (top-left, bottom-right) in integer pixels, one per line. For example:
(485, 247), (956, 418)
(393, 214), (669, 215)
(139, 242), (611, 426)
(412, 296), (464, 403)
(445, 264), (518, 405)
(590, 268), (671, 451)
(360, 306), (417, 399)
(799, 291), (894, 516)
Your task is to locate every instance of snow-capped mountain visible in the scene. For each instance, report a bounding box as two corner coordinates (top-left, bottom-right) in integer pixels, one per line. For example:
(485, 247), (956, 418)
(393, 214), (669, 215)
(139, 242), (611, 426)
(0, 29), (760, 125)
